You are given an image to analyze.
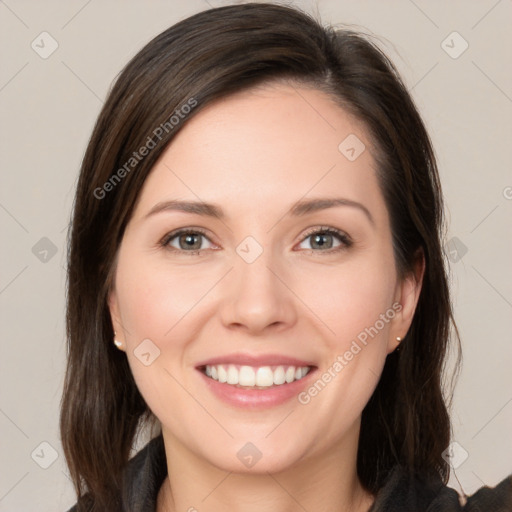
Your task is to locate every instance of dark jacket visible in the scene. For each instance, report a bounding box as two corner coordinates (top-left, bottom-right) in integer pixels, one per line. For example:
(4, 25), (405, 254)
(67, 434), (512, 511)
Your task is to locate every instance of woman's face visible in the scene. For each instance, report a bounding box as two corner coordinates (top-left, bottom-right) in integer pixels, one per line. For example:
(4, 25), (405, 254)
(109, 82), (422, 474)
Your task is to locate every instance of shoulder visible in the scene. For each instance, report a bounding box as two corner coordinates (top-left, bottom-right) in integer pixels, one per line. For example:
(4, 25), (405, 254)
(370, 466), (512, 511)
(64, 434), (167, 512)
(65, 493), (94, 512)
(462, 474), (512, 511)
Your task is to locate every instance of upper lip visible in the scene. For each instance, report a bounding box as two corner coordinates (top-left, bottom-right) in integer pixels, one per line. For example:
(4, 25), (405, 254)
(196, 353), (316, 369)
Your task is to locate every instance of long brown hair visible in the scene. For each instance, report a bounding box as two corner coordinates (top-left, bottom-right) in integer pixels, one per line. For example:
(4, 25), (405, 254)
(60, 3), (461, 509)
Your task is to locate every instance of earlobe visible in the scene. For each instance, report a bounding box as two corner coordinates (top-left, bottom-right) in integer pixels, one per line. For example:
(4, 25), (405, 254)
(113, 331), (125, 351)
(388, 248), (425, 353)
(108, 290), (125, 351)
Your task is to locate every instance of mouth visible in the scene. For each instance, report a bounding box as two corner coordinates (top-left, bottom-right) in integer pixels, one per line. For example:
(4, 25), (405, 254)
(195, 354), (317, 408)
(199, 363), (313, 390)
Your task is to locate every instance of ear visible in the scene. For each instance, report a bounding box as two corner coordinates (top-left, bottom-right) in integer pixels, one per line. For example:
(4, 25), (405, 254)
(387, 247), (425, 354)
(108, 287), (125, 351)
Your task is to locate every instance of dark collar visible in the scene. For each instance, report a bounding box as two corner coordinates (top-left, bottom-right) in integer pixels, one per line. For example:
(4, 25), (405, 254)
(121, 434), (168, 511)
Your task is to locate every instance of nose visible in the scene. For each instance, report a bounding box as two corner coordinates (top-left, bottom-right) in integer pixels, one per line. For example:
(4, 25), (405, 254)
(219, 248), (298, 335)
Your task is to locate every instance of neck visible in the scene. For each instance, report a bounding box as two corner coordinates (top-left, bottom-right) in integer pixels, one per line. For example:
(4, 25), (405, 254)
(157, 422), (374, 512)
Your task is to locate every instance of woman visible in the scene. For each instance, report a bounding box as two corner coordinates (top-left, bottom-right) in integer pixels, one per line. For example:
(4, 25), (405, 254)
(61, 3), (512, 511)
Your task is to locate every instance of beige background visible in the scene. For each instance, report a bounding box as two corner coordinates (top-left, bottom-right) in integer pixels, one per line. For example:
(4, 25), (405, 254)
(0, 1), (511, 510)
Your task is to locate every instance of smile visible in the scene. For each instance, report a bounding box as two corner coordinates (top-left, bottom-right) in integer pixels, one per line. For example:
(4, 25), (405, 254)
(202, 364), (312, 389)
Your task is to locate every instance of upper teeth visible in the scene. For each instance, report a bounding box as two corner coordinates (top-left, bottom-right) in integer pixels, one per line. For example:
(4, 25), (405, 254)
(204, 364), (310, 387)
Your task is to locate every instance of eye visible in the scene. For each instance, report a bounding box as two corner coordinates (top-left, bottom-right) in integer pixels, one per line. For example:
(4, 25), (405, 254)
(160, 228), (215, 254)
(159, 226), (352, 256)
(296, 226), (352, 253)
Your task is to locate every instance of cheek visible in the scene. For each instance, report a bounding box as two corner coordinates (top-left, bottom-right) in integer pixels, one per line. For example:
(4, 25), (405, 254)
(290, 251), (396, 437)
(294, 263), (395, 442)
(115, 251), (214, 343)
(113, 248), (223, 401)
(293, 251), (396, 346)
(113, 252), (202, 416)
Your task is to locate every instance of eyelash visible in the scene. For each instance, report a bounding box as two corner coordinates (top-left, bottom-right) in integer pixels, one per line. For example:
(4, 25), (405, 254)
(159, 226), (352, 257)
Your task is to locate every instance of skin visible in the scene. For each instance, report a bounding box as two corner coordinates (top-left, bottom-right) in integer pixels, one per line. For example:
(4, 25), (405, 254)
(108, 82), (424, 512)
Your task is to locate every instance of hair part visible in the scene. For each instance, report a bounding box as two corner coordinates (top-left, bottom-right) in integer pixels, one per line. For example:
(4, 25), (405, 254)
(60, 3), (461, 509)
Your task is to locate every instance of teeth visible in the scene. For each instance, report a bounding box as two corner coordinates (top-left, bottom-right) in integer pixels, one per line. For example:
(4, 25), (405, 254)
(256, 367), (274, 387)
(218, 365), (228, 383)
(239, 366), (255, 386)
(273, 366), (285, 385)
(203, 364), (311, 388)
(227, 365), (238, 385)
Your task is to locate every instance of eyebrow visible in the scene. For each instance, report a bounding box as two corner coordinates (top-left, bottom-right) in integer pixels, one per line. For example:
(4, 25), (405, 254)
(144, 197), (374, 226)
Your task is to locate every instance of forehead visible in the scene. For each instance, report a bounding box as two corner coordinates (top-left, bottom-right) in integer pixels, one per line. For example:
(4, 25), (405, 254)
(131, 82), (387, 226)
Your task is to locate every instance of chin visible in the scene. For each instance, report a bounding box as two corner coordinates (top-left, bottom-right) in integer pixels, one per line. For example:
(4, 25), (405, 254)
(196, 436), (309, 475)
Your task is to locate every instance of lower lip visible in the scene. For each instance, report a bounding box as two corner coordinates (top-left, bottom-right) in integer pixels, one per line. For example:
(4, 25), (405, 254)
(197, 368), (316, 409)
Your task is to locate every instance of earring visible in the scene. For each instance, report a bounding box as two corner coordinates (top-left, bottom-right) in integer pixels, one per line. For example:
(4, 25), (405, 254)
(395, 336), (402, 352)
(113, 331), (124, 351)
